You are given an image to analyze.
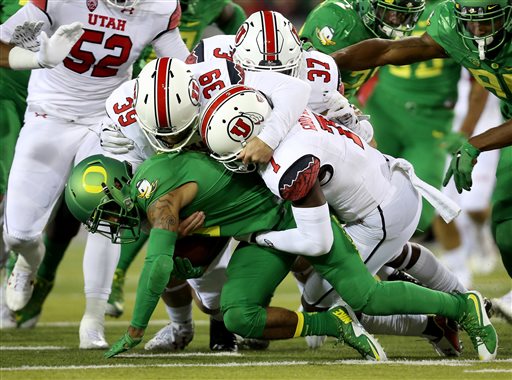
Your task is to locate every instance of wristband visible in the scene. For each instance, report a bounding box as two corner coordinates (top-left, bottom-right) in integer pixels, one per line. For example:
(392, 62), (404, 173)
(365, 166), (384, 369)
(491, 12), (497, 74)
(8, 46), (42, 70)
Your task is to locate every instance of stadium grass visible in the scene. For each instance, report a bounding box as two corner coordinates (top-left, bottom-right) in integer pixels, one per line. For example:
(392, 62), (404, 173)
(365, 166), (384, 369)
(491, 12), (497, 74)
(0, 232), (511, 380)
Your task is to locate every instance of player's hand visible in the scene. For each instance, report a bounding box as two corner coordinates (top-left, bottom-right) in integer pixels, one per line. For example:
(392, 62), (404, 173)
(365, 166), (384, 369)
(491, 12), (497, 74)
(440, 131), (467, 154)
(442, 141), (480, 193)
(104, 332), (142, 358)
(323, 91), (356, 128)
(37, 22), (84, 68)
(10, 21), (44, 52)
(172, 257), (204, 280)
(238, 137), (273, 165)
(100, 122), (135, 154)
(178, 211), (205, 237)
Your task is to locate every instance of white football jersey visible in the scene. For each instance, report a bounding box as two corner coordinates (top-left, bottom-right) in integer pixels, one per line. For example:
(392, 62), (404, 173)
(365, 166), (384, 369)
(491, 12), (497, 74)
(1, 0), (186, 120)
(187, 35), (342, 114)
(260, 109), (393, 222)
(104, 58), (309, 161)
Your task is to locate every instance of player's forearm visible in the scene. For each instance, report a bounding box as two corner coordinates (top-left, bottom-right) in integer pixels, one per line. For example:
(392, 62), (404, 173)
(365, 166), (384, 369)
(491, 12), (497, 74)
(331, 38), (393, 70)
(130, 229), (177, 329)
(468, 119), (512, 151)
(458, 81), (489, 138)
(217, 2), (246, 35)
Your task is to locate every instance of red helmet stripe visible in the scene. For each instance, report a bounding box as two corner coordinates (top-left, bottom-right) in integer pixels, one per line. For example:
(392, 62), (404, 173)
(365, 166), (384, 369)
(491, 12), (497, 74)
(262, 11), (277, 61)
(200, 85), (251, 146)
(155, 58), (171, 130)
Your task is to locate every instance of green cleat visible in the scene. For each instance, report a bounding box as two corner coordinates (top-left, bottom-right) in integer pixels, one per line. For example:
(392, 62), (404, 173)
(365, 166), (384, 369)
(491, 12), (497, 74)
(329, 304), (387, 361)
(15, 277), (54, 329)
(457, 291), (498, 361)
(106, 268), (125, 318)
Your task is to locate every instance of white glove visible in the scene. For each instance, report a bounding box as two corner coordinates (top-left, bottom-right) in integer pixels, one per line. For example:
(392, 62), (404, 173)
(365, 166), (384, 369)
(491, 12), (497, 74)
(36, 21), (84, 68)
(323, 91), (357, 130)
(350, 117), (374, 143)
(9, 20), (44, 52)
(100, 123), (135, 154)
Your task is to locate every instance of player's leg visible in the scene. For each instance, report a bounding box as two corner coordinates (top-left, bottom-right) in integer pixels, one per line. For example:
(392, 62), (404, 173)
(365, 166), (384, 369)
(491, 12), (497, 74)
(309, 220), (498, 360)
(106, 231), (149, 318)
(15, 196), (81, 328)
(4, 114), (90, 311)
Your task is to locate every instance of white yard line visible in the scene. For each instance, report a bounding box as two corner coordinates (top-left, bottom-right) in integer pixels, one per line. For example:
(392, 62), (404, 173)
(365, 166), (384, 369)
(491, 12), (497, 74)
(1, 359), (511, 371)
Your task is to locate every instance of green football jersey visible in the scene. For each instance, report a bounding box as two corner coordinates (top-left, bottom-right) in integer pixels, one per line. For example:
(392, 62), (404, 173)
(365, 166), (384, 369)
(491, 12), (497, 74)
(299, 0), (379, 96)
(0, 0), (30, 97)
(376, 0), (460, 106)
(131, 152), (288, 238)
(426, 0), (512, 116)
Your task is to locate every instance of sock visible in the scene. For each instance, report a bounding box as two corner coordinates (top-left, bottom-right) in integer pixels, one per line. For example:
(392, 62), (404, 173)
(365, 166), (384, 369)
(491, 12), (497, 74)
(165, 303), (193, 325)
(293, 310), (341, 337)
(403, 243), (467, 293)
(360, 314), (427, 336)
(83, 297), (107, 322)
(38, 235), (69, 282)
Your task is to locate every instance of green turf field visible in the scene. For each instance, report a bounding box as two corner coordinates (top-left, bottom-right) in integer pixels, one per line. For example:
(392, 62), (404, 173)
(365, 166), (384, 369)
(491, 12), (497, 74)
(0, 233), (511, 379)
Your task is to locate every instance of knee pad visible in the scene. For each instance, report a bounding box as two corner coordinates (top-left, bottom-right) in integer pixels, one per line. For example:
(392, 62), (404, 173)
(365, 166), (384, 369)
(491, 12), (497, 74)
(3, 230), (41, 253)
(222, 305), (266, 338)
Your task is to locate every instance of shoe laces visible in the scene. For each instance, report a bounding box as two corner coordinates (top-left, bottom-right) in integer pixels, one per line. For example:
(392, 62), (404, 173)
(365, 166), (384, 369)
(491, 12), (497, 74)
(9, 272), (33, 291)
(460, 313), (488, 347)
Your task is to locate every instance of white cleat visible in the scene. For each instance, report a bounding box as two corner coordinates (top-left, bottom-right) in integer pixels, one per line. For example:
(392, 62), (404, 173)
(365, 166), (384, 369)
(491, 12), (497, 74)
(492, 291), (512, 324)
(6, 270), (34, 311)
(0, 303), (16, 329)
(145, 321), (194, 351)
(305, 335), (327, 349)
(79, 318), (109, 349)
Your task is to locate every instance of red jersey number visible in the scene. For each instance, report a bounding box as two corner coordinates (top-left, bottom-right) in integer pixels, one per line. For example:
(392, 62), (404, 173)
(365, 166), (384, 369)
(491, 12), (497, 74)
(305, 58), (331, 83)
(113, 97), (136, 127)
(64, 29), (133, 77)
(198, 69), (226, 99)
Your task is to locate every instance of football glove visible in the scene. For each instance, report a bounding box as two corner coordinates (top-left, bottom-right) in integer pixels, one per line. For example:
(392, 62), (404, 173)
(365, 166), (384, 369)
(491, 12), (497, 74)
(100, 122), (135, 154)
(172, 257), (204, 280)
(104, 332), (142, 358)
(10, 21), (44, 52)
(323, 91), (356, 129)
(443, 141), (480, 193)
(440, 131), (467, 154)
(37, 22), (84, 69)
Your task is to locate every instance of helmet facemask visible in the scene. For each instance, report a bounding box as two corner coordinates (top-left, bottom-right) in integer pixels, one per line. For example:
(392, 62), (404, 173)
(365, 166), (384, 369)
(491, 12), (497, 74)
(361, 0), (425, 39)
(455, 0), (511, 60)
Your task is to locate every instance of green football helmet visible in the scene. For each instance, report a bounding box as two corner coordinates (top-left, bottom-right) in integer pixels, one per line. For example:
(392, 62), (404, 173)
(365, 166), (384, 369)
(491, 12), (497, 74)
(65, 155), (140, 244)
(454, 0), (512, 59)
(358, 0), (426, 39)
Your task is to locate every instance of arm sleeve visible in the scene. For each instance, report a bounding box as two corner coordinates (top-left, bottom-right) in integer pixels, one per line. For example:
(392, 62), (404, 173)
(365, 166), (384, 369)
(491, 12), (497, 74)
(152, 28), (190, 61)
(130, 229), (177, 329)
(254, 203), (333, 257)
(245, 72), (311, 150)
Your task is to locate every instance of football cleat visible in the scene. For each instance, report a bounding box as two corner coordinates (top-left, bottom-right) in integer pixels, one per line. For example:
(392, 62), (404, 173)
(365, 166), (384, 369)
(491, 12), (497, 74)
(0, 302), (16, 329)
(79, 317), (109, 349)
(6, 269), (34, 311)
(235, 335), (270, 350)
(492, 291), (512, 324)
(105, 268), (125, 318)
(15, 276), (54, 329)
(305, 335), (327, 349)
(423, 316), (462, 357)
(144, 321), (194, 351)
(209, 317), (237, 352)
(457, 291), (498, 361)
(329, 304), (387, 361)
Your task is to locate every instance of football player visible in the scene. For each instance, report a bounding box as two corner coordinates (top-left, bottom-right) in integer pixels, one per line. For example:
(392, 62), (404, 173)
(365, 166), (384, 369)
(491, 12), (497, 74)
(65, 152), (497, 361)
(0, 0), (189, 349)
(331, 0), (512, 313)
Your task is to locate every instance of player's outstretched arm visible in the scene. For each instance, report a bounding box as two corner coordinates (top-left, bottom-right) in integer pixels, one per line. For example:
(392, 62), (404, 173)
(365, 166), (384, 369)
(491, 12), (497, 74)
(331, 33), (447, 71)
(5, 21), (83, 70)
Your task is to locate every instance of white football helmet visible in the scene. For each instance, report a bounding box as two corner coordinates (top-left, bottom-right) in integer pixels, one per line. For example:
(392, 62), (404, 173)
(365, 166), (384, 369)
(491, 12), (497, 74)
(233, 10), (304, 77)
(200, 85), (273, 173)
(134, 57), (201, 153)
(104, 0), (139, 8)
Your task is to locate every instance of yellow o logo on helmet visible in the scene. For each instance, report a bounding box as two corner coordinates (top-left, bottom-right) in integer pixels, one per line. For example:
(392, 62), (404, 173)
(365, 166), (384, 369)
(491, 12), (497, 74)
(82, 165), (108, 193)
